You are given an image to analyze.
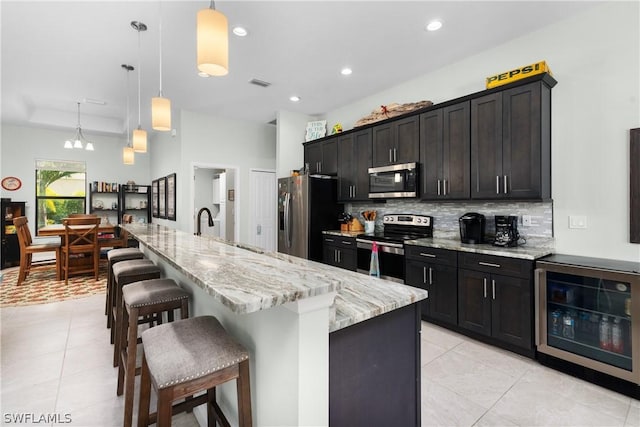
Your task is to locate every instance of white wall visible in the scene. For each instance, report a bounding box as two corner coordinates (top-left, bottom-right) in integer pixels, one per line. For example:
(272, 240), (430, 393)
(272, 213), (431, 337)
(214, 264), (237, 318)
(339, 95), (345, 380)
(168, 110), (276, 244)
(276, 110), (313, 178)
(321, 2), (640, 263)
(0, 124), (151, 225)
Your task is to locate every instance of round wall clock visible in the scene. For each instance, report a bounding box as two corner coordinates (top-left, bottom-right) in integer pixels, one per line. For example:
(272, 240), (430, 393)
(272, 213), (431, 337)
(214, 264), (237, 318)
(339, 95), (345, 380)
(1, 176), (22, 191)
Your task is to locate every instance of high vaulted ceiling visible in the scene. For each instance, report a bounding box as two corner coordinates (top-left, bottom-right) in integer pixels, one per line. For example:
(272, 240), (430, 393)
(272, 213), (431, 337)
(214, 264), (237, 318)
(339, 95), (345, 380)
(1, 1), (599, 136)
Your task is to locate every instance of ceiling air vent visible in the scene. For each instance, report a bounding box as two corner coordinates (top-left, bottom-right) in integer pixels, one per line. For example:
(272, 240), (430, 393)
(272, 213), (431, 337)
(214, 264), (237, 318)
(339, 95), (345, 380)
(249, 78), (271, 88)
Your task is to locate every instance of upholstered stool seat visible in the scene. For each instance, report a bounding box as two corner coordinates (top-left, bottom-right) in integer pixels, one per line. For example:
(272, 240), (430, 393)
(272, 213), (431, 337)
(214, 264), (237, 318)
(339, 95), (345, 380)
(138, 316), (252, 427)
(112, 259), (161, 367)
(106, 248), (144, 335)
(118, 278), (189, 427)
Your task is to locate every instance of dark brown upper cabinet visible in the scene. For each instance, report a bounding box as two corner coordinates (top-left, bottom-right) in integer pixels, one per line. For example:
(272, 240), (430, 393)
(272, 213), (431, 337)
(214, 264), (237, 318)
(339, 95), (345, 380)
(337, 129), (372, 202)
(304, 136), (338, 175)
(420, 101), (471, 200)
(372, 115), (419, 167)
(471, 80), (552, 200)
(631, 128), (640, 243)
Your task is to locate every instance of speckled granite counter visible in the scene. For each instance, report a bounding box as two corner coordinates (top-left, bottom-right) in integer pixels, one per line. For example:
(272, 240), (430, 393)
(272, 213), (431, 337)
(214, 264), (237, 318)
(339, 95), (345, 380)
(405, 237), (554, 260)
(123, 223), (427, 331)
(322, 230), (362, 238)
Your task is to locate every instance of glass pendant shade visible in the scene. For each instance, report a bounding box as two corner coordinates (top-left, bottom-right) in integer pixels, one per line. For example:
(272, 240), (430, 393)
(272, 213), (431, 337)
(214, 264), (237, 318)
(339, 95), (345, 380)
(197, 7), (228, 76)
(73, 139), (83, 149)
(152, 96), (171, 131)
(85, 142), (95, 151)
(123, 146), (135, 165)
(132, 128), (147, 153)
(64, 140), (73, 149)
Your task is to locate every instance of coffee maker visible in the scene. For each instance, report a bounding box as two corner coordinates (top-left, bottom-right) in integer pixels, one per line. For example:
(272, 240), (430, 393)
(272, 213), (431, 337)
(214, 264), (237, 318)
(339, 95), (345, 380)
(459, 213), (486, 244)
(493, 215), (519, 247)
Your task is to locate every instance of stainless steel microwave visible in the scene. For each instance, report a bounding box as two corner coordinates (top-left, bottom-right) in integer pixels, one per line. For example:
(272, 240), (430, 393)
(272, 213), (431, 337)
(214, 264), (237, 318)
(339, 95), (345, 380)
(368, 162), (418, 198)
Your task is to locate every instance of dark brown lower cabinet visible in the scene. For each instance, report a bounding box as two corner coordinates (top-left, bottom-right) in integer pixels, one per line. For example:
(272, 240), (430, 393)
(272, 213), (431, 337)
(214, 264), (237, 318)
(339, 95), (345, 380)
(405, 258), (457, 326)
(329, 303), (421, 427)
(458, 268), (532, 353)
(322, 235), (356, 271)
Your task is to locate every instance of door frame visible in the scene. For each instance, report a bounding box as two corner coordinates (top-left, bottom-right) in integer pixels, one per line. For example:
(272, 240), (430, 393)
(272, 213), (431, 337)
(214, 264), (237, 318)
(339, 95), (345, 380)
(190, 162), (240, 242)
(249, 168), (277, 250)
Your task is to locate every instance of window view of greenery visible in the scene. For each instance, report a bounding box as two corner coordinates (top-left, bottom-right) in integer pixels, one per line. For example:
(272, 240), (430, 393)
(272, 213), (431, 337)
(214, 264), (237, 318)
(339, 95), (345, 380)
(35, 160), (86, 231)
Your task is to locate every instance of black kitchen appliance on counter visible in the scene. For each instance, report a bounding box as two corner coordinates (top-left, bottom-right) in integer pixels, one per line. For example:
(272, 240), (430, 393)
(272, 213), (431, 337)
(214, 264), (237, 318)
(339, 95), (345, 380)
(493, 215), (520, 247)
(459, 212), (485, 244)
(356, 214), (433, 283)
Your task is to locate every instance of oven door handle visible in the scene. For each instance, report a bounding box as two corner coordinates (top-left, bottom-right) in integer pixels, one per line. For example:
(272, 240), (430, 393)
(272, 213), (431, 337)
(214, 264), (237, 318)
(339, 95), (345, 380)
(356, 238), (403, 249)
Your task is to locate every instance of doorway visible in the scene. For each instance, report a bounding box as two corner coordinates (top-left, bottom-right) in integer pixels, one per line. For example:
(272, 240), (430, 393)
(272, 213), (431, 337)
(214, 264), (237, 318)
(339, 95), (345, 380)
(249, 169), (277, 251)
(191, 163), (239, 242)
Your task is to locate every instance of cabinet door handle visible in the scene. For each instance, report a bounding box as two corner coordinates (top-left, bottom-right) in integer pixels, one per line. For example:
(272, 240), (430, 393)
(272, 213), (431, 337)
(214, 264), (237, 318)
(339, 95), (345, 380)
(483, 278), (488, 298)
(319, 162), (322, 173)
(443, 179), (448, 196)
(429, 267), (433, 285)
(423, 266), (427, 284)
(337, 250), (341, 263)
(342, 241), (352, 245)
(503, 175), (508, 194)
(325, 238), (334, 242)
(420, 253), (436, 258)
(496, 176), (500, 194)
(389, 149), (393, 163)
(492, 279), (496, 300)
(394, 148), (397, 163)
(479, 261), (501, 268)
(353, 186), (356, 198)
(437, 179), (441, 196)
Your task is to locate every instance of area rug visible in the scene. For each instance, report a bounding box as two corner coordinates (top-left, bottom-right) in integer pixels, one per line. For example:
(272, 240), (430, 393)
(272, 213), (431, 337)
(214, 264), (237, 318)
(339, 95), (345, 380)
(0, 264), (106, 307)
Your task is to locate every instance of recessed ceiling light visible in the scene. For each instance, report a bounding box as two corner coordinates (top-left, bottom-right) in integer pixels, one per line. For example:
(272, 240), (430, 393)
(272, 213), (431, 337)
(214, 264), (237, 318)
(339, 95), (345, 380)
(198, 71), (210, 78)
(289, 96), (300, 102)
(341, 67), (353, 76)
(233, 26), (248, 37)
(426, 20), (443, 32)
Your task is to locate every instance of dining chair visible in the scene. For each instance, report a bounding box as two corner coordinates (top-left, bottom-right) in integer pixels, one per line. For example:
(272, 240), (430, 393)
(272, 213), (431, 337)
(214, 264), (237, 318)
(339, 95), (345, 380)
(61, 216), (101, 284)
(13, 216), (62, 285)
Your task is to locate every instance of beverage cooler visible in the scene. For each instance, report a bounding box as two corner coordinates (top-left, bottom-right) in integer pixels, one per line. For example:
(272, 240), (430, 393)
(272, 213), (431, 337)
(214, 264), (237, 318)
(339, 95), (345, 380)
(535, 255), (639, 384)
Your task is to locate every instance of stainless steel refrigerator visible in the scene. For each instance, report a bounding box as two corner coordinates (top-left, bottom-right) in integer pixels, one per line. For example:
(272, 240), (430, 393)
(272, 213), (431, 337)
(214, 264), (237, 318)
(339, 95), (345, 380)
(278, 175), (343, 261)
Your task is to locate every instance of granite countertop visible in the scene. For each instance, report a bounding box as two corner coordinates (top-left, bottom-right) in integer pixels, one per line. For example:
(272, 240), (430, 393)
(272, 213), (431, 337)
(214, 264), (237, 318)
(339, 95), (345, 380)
(322, 230), (362, 238)
(405, 237), (554, 260)
(124, 224), (427, 331)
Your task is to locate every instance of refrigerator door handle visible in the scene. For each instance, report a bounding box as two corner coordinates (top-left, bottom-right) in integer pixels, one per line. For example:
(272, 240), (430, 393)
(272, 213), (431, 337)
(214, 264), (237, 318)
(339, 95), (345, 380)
(284, 192), (292, 248)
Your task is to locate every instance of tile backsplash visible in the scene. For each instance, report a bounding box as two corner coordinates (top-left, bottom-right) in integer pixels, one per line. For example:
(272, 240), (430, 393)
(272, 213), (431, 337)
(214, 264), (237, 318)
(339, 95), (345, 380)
(346, 199), (553, 239)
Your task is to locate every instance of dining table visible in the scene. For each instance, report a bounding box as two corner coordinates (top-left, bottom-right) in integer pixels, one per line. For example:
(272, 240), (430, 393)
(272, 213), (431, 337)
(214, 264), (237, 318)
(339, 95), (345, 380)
(38, 222), (117, 237)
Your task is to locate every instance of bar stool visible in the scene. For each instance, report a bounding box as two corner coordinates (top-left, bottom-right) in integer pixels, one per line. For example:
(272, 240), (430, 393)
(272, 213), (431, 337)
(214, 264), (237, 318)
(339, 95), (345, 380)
(138, 316), (252, 427)
(105, 248), (145, 337)
(118, 278), (189, 427)
(112, 259), (161, 367)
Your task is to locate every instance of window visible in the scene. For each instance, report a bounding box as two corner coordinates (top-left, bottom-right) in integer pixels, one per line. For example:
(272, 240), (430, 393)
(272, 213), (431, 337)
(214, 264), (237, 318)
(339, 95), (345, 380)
(35, 159), (87, 231)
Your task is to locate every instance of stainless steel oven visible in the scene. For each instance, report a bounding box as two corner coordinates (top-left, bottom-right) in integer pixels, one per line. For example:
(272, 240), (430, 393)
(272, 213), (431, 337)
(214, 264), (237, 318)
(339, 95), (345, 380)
(356, 214), (433, 283)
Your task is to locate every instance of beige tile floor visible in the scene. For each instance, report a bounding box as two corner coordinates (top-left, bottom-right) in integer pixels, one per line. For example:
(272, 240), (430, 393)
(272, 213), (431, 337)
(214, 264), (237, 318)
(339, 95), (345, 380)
(1, 294), (638, 426)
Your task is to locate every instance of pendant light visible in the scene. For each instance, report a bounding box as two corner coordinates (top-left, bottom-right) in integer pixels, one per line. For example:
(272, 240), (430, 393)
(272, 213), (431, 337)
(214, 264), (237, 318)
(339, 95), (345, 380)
(131, 21), (147, 153)
(197, 0), (229, 77)
(64, 102), (94, 150)
(122, 64), (135, 165)
(152, 3), (171, 131)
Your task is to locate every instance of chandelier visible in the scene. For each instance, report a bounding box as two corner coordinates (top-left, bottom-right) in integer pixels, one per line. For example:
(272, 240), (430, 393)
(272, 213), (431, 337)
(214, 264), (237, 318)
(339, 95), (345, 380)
(64, 102), (94, 151)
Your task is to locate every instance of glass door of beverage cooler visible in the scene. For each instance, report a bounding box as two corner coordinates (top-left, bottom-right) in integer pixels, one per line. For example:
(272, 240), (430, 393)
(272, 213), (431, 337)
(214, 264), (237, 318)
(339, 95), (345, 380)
(536, 262), (639, 384)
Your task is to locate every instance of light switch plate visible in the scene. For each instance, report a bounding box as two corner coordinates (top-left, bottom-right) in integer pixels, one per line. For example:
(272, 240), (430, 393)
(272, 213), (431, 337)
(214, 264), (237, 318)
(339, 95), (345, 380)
(522, 215), (532, 226)
(569, 215), (588, 229)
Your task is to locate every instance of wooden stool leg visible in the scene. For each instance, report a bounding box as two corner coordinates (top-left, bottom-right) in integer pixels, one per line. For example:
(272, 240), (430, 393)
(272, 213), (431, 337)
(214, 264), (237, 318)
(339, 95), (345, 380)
(137, 353), (151, 427)
(181, 299), (189, 320)
(206, 388), (216, 427)
(157, 389), (173, 427)
(122, 306), (139, 427)
(113, 282), (123, 367)
(237, 359), (253, 427)
(117, 304), (129, 396)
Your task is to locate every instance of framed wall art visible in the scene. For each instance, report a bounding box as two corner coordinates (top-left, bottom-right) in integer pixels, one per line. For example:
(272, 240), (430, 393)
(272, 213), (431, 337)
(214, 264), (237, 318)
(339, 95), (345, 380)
(166, 173), (176, 221)
(151, 179), (159, 218)
(158, 177), (167, 219)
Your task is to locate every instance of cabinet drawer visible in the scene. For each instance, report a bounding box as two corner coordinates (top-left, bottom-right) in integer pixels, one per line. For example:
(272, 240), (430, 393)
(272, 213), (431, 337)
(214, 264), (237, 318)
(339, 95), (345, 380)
(323, 236), (356, 249)
(404, 245), (457, 266)
(458, 252), (532, 279)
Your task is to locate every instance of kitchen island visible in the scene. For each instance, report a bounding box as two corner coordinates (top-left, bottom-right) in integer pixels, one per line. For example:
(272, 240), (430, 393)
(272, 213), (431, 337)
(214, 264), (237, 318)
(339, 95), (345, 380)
(123, 224), (428, 427)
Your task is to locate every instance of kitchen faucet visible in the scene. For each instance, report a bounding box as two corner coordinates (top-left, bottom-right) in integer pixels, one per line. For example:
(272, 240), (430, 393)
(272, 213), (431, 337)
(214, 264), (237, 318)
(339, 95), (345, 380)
(196, 207), (214, 236)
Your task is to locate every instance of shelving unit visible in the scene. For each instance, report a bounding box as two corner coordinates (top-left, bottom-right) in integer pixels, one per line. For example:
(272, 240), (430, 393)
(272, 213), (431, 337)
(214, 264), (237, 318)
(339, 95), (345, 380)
(89, 181), (120, 225)
(119, 184), (151, 224)
(1, 198), (25, 269)
(536, 255), (639, 385)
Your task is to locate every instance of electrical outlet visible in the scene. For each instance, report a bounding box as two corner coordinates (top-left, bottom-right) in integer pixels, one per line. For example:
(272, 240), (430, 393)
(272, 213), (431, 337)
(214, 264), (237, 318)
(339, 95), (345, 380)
(522, 215), (532, 227)
(569, 215), (588, 229)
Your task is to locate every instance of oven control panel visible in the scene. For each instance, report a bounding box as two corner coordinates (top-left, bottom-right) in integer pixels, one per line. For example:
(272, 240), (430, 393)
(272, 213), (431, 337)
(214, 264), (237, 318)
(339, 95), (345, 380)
(383, 214), (432, 227)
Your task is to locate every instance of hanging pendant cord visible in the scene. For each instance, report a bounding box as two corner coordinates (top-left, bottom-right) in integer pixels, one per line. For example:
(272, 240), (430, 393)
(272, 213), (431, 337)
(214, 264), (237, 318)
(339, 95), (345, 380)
(210, 0), (216, 10)
(126, 69), (131, 145)
(137, 28), (142, 128)
(158, 2), (163, 96)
